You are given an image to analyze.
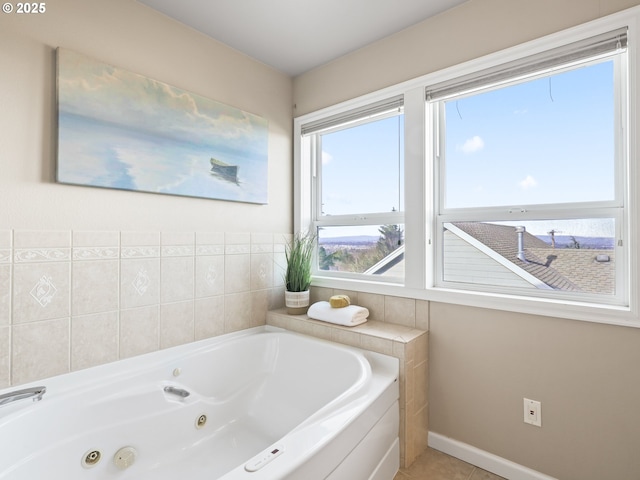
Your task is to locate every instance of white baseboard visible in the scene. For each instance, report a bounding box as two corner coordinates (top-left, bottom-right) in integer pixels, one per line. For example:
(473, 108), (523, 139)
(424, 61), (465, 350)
(428, 432), (558, 480)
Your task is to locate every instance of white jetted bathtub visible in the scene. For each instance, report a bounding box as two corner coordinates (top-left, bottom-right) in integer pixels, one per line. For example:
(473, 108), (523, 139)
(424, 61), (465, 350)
(0, 326), (399, 479)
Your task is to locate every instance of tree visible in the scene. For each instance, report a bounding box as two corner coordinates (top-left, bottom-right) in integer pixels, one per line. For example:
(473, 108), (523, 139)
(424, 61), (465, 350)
(320, 225), (404, 273)
(377, 224), (404, 257)
(318, 246), (335, 270)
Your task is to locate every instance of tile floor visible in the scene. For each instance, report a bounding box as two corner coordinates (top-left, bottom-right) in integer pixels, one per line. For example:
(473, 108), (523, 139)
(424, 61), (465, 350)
(394, 448), (506, 480)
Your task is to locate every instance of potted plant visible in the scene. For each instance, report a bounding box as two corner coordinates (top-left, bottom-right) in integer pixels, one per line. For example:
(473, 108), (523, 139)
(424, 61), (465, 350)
(284, 231), (315, 314)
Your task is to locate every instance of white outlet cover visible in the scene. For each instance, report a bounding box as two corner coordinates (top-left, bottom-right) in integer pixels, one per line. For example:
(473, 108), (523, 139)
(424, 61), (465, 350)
(523, 398), (542, 427)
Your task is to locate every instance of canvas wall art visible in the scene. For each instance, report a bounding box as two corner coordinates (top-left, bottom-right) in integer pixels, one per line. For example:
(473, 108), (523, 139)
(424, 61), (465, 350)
(56, 48), (269, 204)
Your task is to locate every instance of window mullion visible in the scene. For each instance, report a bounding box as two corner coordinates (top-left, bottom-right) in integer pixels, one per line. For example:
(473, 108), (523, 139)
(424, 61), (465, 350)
(314, 135), (322, 219)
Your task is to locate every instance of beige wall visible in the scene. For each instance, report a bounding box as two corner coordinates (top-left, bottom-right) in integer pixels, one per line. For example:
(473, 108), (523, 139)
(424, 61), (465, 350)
(429, 303), (640, 479)
(293, 1), (640, 479)
(293, 0), (640, 115)
(0, 0), (292, 232)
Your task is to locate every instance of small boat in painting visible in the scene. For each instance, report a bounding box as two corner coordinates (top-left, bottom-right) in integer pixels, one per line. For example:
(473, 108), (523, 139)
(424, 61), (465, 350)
(210, 157), (239, 184)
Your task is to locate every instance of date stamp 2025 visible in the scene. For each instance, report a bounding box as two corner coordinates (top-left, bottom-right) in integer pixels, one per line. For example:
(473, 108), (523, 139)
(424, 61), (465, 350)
(2, 2), (47, 14)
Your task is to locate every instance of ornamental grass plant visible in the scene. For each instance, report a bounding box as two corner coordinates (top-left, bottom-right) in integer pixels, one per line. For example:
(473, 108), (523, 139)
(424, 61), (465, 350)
(285, 232), (315, 292)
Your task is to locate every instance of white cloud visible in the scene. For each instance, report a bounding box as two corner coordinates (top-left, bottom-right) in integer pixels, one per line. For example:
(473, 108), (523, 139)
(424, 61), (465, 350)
(518, 175), (538, 189)
(57, 49), (267, 152)
(458, 135), (485, 154)
(322, 151), (333, 165)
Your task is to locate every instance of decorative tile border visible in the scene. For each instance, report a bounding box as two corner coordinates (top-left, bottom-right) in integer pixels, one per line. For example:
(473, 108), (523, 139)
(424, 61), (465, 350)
(196, 244), (224, 256)
(225, 232), (251, 255)
(14, 248), (71, 263)
(156, 232), (196, 257)
(0, 250), (10, 264)
(161, 245), (195, 257)
(196, 232), (224, 256)
(225, 244), (251, 255)
(121, 246), (160, 258)
(251, 233), (274, 253)
(73, 247), (119, 261)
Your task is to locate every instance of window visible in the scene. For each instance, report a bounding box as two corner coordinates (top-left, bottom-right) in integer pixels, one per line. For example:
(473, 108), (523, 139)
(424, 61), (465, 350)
(295, 10), (639, 324)
(300, 96), (405, 281)
(431, 29), (628, 305)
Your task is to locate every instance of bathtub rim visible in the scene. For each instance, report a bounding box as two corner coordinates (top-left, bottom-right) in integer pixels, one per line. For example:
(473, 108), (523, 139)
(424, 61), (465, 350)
(0, 325), (398, 402)
(0, 326), (400, 449)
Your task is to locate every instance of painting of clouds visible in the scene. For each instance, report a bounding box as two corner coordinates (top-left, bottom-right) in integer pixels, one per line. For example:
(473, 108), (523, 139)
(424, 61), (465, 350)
(56, 48), (269, 204)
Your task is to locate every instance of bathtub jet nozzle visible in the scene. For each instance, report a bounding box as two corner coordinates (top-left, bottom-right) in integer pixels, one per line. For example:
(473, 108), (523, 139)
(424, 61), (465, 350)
(113, 446), (137, 470)
(164, 385), (190, 398)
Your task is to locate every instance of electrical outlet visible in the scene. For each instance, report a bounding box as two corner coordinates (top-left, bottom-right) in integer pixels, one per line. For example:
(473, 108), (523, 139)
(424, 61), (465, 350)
(523, 398), (542, 427)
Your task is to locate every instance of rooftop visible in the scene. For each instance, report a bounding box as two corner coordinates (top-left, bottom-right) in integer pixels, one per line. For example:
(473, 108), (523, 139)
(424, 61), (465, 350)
(449, 222), (615, 294)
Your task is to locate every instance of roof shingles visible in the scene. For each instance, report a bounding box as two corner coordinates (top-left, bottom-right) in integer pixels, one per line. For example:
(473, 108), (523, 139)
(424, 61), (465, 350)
(450, 222), (614, 294)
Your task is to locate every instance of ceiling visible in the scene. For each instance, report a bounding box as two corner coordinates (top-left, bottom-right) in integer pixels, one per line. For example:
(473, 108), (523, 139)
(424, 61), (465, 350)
(137, 0), (468, 76)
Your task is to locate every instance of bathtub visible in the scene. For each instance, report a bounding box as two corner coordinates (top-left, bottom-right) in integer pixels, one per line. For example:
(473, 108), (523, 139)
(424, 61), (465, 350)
(0, 326), (399, 479)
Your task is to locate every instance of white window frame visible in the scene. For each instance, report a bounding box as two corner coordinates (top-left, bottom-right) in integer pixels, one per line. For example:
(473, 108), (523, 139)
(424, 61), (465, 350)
(294, 6), (640, 327)
(297, 95), (408, 283)
(432, 49), (628, 307)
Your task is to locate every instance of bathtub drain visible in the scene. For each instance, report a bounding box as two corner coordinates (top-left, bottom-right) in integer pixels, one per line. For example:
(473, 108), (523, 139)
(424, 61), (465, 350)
(81, 449), (101, 468)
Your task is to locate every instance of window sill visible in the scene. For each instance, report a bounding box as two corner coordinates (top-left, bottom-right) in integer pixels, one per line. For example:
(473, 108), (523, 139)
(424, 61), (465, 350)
(311, 276), (639, 328)
(267, 307), (427, 345)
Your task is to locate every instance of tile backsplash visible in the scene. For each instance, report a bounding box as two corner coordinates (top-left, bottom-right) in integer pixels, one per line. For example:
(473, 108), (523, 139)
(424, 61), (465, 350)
(0, 229), (290, 388)
(310, 287), (430, 331)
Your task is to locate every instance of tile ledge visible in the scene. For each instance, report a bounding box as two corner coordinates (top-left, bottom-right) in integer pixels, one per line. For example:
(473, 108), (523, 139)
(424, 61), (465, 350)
(267, 308), (426, 344)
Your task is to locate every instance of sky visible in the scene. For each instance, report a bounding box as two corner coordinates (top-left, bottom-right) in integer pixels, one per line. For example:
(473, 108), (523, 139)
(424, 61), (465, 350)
(318, 58), (617, 240)
(320, 114), (404, 216)
(444, 59), (615, 210)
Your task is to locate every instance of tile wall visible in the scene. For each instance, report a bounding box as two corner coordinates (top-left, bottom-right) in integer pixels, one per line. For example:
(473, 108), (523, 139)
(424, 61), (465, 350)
(310, 287), (430, 331)
(0, 230), (291, 389)
(308, 286), (430, 468)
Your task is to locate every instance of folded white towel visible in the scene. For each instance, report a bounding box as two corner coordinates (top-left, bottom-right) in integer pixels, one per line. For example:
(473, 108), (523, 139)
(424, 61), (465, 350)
(307, 301), (369, 327)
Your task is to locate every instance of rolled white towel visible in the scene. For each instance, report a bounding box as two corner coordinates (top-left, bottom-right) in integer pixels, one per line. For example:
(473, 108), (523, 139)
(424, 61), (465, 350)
(307, 301), (369, 327)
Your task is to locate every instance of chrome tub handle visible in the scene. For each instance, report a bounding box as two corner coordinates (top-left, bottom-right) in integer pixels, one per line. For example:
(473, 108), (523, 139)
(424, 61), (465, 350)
(0, 386), (46, 407)
(163, 386), (190, 398)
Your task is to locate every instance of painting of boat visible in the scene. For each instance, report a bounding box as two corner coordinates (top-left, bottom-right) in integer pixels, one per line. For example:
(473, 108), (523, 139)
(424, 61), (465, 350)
(56, 48), (269, 204)
(210, 157), (239, 184)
